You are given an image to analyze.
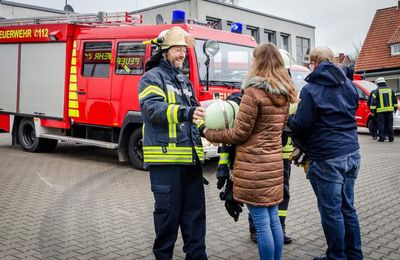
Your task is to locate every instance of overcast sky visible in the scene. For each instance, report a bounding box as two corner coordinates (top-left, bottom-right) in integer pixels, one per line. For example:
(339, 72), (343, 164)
(14, 0), (396, 55)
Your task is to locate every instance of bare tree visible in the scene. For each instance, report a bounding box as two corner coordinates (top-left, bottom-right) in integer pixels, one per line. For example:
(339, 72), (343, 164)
(349, 40), (363, 63)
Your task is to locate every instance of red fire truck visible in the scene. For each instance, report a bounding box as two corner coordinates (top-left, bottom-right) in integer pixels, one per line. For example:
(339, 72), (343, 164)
(0, 12), (256, 169)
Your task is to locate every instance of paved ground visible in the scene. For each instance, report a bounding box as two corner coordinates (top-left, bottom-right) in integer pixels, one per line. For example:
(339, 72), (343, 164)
(0, 130), (399, 260)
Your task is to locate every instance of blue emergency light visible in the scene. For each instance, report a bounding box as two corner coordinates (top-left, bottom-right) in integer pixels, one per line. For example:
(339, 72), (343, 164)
(172, 10), (186, 24)
(231, 22), (242, 34)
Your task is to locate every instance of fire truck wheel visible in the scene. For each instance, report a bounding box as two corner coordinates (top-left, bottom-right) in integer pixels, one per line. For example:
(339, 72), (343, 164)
(18, 118), (58, 152)
(128, 128), (144, 170)
(367, 118), (373, 135)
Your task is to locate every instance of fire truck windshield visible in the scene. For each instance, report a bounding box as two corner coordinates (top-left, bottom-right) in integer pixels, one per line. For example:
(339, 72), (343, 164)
(196, 40), (253, 88)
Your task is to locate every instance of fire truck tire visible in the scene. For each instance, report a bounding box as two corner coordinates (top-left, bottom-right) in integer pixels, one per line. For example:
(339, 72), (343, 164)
(18, 118), (58, 152)
(128, 128), (144, 170)
(367, 118), (373, 135)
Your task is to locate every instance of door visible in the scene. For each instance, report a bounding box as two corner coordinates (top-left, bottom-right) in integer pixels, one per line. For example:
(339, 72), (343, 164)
(75, 40), (113, 126)
(354, 84), (370, 127)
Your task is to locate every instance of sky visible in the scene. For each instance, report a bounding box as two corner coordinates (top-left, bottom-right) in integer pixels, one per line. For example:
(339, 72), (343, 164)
(13, 0), (397, 55)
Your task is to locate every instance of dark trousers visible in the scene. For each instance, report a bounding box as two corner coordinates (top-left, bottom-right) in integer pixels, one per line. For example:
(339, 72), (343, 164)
(249, 160), (291, 233)
(377, 112), (394, 141)
(149, 163), (207, 260)
(369, 115), (378, 138)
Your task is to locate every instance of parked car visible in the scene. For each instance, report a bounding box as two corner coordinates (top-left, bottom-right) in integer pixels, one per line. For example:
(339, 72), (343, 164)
(290, 64), (310, 92)
(352, 79), (400, 133)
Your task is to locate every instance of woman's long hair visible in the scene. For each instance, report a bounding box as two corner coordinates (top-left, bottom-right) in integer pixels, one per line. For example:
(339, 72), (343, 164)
(250, 43), (297, 103)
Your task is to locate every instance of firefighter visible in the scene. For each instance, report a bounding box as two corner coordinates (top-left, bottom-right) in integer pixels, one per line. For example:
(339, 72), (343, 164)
(370, 77), (398, 142)
(138, 26), (207, 260)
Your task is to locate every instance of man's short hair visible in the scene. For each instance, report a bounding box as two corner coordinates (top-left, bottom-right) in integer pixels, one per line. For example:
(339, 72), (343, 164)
(309, 46), (335, 66)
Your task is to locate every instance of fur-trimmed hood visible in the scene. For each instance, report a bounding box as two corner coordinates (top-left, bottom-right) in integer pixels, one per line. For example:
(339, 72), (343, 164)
(241, 76), (288, 107)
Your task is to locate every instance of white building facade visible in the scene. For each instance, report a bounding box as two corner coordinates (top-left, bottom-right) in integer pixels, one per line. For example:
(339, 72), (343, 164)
(131, 0), (315, 65)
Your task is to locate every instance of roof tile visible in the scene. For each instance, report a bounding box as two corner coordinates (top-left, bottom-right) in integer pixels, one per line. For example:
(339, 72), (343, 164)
(355, 6), (400, 72)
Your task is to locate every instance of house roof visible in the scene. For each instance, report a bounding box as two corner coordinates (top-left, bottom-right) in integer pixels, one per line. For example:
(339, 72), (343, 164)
(355, 6), (400, 72)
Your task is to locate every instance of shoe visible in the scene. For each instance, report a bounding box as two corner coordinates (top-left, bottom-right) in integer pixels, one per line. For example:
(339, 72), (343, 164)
(250, 232), (257, 244)
(283, 234), (292, 244)
(372, 136), (377, 140)
(389, 139), (394, 142)
(378, 139), (384, 142)
(313, 257), (327, 260)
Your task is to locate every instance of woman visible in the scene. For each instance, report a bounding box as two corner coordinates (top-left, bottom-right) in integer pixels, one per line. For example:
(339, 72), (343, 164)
(204, 43), (297, 260)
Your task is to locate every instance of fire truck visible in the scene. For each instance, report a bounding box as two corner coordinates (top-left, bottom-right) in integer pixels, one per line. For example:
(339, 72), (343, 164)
(0, 11), (256, 170)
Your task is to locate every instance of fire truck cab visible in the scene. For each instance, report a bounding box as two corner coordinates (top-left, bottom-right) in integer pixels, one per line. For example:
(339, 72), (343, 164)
(0, 12), (256, 170)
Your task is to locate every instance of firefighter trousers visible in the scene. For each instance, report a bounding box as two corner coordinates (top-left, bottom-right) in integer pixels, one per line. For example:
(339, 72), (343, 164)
(249, 159), (291, 234)
(149, 162), (207, 260)
(377, 112), (394, 141)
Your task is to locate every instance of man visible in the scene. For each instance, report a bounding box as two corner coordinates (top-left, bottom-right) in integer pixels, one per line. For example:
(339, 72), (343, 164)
(287, 46), (363, 260)
(138, 26), (207, 260)
(370, 77), (398, 142)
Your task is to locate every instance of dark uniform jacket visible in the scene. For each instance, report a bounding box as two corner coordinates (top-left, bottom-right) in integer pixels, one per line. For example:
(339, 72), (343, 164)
(139, 59), (203, 168)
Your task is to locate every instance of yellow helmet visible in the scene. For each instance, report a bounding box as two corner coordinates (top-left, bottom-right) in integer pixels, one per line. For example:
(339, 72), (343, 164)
(204, 99), (239, 129)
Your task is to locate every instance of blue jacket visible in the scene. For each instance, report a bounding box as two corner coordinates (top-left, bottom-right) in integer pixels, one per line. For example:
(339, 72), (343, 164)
(139, 59), (204, 168)
(287, 61), (359, 161)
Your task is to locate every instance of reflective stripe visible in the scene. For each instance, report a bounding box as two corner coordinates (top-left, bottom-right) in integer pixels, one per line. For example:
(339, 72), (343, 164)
(143, 146), (203, 163)
(144, 155), (193, 163)
(139, 85), (166, 101)
(218, 152), (229, 165)
(370, 105), (376, 109)
(196, 120), (204, 129)
(166, 104), (180, 124)
(167, 90), (176, 104)
(195, 146), (205, 162)
(68, 109), (79, 117)
(278, 210), (287, 217)
(282, 137), (294, 159)
(377, 88), (393, 113)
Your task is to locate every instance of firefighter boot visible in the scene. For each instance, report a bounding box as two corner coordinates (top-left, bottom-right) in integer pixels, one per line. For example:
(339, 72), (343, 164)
(282, 225), (292, 245)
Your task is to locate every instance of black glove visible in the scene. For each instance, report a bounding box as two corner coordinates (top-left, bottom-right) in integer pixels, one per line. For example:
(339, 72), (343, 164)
(216, 172), (229, 189)
(219, 179), (243, 222)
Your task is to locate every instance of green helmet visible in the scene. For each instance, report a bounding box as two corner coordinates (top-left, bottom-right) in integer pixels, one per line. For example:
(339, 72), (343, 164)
(279, 49), (292, 69)
(204, 99), (239, 129)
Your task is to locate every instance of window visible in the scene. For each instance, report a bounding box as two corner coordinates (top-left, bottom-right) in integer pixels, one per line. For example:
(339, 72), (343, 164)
(115, 42), (146, 75)
(280, 33), (289, 52)
(296, 37), (310, 66)
(264, 29), (276, 44)
(391, 43), (400, 56)
(247, 25), (260, 43)
(83, 42), (112, 78)
(206, 16), (221, 30)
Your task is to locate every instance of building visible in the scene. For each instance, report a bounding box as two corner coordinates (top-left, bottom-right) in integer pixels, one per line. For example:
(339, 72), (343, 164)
(335, 53), (353, 67)
(0, 0), (66, 19)
(355, 2), (400, 93)
(130, 0), (315, 66)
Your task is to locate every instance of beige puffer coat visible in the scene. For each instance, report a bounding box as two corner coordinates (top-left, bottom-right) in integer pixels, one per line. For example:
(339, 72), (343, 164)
(204, 76), (290, 207)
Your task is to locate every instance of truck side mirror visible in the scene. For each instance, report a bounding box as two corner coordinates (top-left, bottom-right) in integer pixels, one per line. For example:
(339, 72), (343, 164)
(202, 40), (219, 91)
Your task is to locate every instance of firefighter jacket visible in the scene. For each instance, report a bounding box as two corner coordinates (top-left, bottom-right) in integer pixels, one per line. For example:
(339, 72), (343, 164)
(370, 84), (398, 113)
(138, 59), (204, 168)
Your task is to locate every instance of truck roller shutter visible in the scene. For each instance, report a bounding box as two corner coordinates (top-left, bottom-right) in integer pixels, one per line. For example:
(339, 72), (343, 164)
(19, 43), (66, 118)
(0, 44), (18, 113)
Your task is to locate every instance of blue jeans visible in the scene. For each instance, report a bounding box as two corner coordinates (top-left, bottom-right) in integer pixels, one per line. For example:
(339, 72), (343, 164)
(307, 150), (363, 260)
(247, 205), (283, 260)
